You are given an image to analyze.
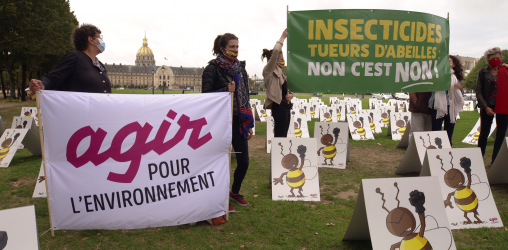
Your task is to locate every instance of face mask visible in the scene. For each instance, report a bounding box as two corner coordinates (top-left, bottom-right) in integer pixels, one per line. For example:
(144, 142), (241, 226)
(278, 61), (285, 68)
(223, 49), (238, 61)
(96, 38), (106, 53)
(489, 59), (501, 68)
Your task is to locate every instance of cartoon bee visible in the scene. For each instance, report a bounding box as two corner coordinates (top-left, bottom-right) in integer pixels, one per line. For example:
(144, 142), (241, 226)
(399, 102), (406, 112)
(336, 106), (342, 120)
(38, 175), (46, 183)
(24, 108), (32, 117)
(465, 102), (471, 111)
(299, 106), (307, 117)
(420, 134), (443, 149)
(310, 105), (316, 118)
(349, 104), (357, 114)
(379, 108), (391, 128)
(376, 183), (453, 250)
(350, 116), (367, 140)
(322, 109), (333, 122)
(251, 103), (256, 110)
(0, 131), (21, 163)
(260, 109), (267, 119)
(368, 112), (376, 132)
(294, 118), (303, 138)
(439, 152), (490, 225)
(467, 126), (481, 144)
(392, 114), (408, 136)
(272, 141), (307, 197)
(316, 125), (341, 165)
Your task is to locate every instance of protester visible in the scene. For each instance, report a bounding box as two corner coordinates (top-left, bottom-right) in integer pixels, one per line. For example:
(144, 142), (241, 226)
(29, 24), (110, 94)
(262, 29), (293, 137)
(428, 55), (464, 145)
(202, 33), (253, 212)
(476, 47), (508, 164)
(408, 92), (432, 137)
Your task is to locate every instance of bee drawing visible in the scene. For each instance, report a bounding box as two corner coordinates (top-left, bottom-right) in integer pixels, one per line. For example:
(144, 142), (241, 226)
(24, 108), (32, 117)
(350, 116), (367, 140)
(392, 113), (408, 136)
(310, 105), (316, 118)
(272, 140), (307, 197)
(368, 112), (376, 132)
(322, 109), (333, 122)
(438, 152), (490, 225)
(349, 104), (357, 114)
(299, 106), (307, 117)
(376, 183), (453, 250)
(399, 102), (406, 112)
(420, 134), (443, 149)
(38, 175), (46, 183)
(465, 102), (471, 111)
(316, 124), (341, 165)
(260, 109), (267, 119)
(0, 131), (21, 163)
(336, 106), (342, 120)
(467, 126), (481, 144)
(294, 118), (303, 138)
(379, 108), (391, 128)
(251, 103), (256, 110)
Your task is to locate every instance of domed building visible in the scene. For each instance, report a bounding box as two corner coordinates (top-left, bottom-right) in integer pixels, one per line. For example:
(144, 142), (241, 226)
(105, 33), (203, 91)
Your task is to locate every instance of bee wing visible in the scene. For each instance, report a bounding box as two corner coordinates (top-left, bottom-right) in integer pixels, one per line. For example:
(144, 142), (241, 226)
(302, 160), (319, 180)
(470, 182), (491, 201)
(414, 216), (454, 250)
(335, 142), (347, 155)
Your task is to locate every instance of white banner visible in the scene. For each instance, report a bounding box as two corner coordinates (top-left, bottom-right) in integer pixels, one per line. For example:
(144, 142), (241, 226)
(40, 91), (231, 230)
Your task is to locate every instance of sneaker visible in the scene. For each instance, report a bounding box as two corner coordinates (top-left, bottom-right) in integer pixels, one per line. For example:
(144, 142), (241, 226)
(230, 191), (249, 206)
(229, 203), (235, 212)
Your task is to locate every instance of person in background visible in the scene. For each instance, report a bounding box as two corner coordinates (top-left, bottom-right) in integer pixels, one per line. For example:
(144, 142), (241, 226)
(262, 29), (293, 137)
(428, 55), (464, 145)
(408, 91), (433, 138)
(29, 24), (110, 94)
(202, 33), (253, 212)
(476, 47), (508, 164)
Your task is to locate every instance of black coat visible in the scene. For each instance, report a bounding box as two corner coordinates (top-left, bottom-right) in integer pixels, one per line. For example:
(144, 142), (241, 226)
(202, 59), (249, 115)
(476, 66), (497, 109)
(41, 50), (111, 93)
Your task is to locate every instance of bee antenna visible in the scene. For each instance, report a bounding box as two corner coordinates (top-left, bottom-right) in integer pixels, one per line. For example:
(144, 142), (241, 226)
(376, 188), (390, 213)
(394, 182), (400, 208)
(428, 133), (433, 146)
(419, 136), (427, 147)
(320, 125), (323, 136)
(289, 140), (293, 154)
(449, 151), (454, 169)
(436, 155), (446, 172)
(278, 142), (284, 156)
(327, 124), (330, 134)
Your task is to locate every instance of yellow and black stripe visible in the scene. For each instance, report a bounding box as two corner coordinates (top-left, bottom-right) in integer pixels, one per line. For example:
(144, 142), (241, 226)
(400, 234), (432, 250)
(323, 145), (337, 159)
(454, 187), (478, 212)
(358, 128), (366, 136)
(286, 169), (305, 188)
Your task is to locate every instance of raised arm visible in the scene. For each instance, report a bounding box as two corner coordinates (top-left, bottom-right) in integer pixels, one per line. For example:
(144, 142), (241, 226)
(262, 29), (287, 79)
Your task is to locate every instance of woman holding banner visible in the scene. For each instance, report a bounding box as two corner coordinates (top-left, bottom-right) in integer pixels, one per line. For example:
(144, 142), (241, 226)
(202, 33), (253, 212)
(476, 47), (508, 164)
(262, 29), (293, 137)
(429, 55), (464, 145)
(29, 24), (110, 94)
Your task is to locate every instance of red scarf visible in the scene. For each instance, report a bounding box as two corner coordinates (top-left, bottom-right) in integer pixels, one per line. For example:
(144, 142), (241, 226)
(494, 66), (508, 114)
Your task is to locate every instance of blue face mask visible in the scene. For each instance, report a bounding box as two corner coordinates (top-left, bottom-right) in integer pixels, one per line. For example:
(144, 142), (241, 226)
(96, 38), (106, 53)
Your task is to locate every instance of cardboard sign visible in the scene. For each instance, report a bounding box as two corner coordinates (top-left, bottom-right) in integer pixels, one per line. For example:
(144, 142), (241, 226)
(20, 107), (39, 126)
(358, 110), (382, 134)
(0, 116), (6, 136)
(396, 121), (412, 148)
(487, 137), (508, 184)
(32, 161), (47, 198)
(390, 112), (411, 141)
(343, 177), (456, 250)
(346, 101), (362, 115)
(267, 116), (295, 153)
(387, 99), (398, 110)
(307, 103), (320, 119)
(300, 103), (313, 121)
(348, 114), (375, 140)
(463, 101), (474, 111)
(421, 148), (504, 229)
(319, 108), (338, 123)
(396, 131), (451, 174)
(329, 97), (339, 105)
(314, 122), (349, 169)
(330, 104), (346, 121)
(0, 129), (28, 167)
(375, 106), (395, 131)
(291, 114), (310, 138)
(0, 205), (39, 249)
(256, 105), (271, 122)
(397, 100), (409, 112)
(462, 117), (496, 145)
(271, 138), (320, 201)
(10, 117), (41, 156)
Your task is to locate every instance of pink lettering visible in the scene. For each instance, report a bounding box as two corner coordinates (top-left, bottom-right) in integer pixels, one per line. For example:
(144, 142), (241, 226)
(66, 110), (212, 183)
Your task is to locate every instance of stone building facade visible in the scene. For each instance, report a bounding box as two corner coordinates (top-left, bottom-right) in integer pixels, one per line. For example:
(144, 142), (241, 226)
(105, 33), (204, 91)
(452, 55), (480, 76)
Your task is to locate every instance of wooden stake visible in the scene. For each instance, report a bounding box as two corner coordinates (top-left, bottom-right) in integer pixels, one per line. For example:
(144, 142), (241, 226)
(447, 12), (449, 19)
(36, 91), (54, 237)
(227, 92), (233, 221)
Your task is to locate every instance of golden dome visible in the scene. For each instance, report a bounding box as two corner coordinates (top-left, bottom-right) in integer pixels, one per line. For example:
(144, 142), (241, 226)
(137, 31), (153, 55)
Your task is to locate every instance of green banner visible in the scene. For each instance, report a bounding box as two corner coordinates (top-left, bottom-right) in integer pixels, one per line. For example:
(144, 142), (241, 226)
(287, 9), (450, 93)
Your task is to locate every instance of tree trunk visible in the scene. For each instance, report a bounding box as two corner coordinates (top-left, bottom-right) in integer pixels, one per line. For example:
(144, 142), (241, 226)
(0, 71), (6, 99)
(21, 63), (27, 101)
(3, 50), (16, 99)
(361, 93), (364, 99)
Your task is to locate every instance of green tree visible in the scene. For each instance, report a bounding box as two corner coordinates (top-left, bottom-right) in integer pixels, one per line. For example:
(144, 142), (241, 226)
(463, 50), (508, 91)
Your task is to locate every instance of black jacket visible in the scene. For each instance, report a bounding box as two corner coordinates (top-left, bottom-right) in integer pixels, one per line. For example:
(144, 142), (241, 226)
(41, 50), (111, 93)
(476, 66), (498, 109)
(202, 59), (249, 115)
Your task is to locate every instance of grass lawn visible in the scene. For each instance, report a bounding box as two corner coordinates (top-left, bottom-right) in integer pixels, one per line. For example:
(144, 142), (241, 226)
(0, 95), (506, 250)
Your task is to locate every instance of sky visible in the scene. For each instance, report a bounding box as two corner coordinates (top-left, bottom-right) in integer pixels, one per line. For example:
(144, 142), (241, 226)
(69, 0), (508, 78)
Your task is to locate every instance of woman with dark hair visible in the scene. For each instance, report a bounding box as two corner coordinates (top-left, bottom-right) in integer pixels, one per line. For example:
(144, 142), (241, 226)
(29, 23), (110, 93)
(428, 55), (464, 145)
(476, 47), (508, 164)
(262, 29), (293, 137)
(202, 33), (253, 212)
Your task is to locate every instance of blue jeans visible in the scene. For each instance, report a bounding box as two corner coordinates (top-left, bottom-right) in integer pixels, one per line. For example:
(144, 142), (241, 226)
(431, 106), (455, 146)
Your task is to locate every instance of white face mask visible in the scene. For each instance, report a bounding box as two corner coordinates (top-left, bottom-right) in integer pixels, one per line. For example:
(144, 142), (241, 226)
(96, 38), (106, 53)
